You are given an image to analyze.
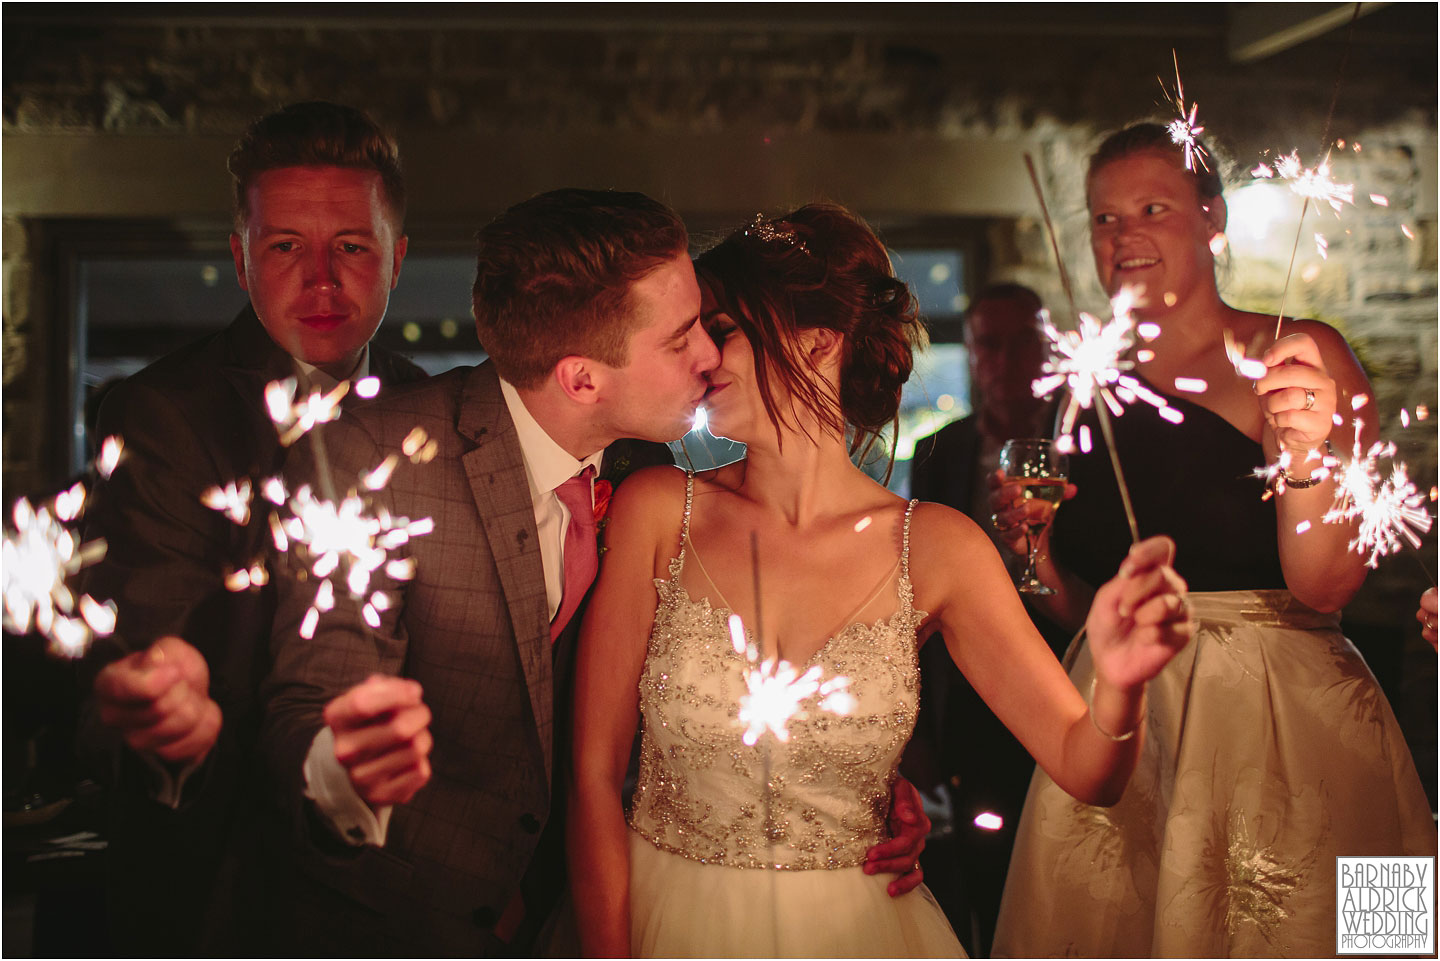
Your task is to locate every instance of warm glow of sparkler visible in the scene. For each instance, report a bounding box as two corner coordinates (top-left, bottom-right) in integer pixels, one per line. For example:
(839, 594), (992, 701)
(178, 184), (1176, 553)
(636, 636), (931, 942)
(97, 436), (124, 479)
(974, 812), (1004, 831)
(1223, 329), (1268, 381)
(3, 486), (115, 657)
(270, 480), (431, 639)
(201, 479), (253, 526)
(1161, 52), (1209, 173)
(1174, 377), (1207, 394)
(266, 377), (351, 447)
(1031, 287), (1182, 447)
(1263, 152), (1355, 214)
(854, 516), (872, 533)
(725, 612), (855, 745)
(1323, 422), (1433, 568)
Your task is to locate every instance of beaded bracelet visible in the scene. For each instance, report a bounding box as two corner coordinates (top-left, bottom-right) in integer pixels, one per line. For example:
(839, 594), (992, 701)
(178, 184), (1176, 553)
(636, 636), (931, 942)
(1088, 678), (1139, 742)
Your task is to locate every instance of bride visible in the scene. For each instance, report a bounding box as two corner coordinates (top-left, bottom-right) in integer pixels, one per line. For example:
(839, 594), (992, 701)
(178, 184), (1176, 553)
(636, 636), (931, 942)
(567, 204), (1195, 957)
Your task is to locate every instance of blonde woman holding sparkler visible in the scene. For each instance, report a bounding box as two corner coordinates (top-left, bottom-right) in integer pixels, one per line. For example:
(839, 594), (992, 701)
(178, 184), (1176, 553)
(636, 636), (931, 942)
(993, 123), (1437, 958)
(568, 204), (1194, 957)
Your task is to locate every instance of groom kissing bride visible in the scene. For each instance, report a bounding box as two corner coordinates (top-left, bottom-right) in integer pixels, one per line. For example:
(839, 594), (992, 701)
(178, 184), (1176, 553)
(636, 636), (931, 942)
(258, 187), (934, 956)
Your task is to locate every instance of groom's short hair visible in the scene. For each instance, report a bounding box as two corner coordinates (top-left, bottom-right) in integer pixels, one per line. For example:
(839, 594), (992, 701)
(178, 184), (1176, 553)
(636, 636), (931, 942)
(471, 188), (689, 389)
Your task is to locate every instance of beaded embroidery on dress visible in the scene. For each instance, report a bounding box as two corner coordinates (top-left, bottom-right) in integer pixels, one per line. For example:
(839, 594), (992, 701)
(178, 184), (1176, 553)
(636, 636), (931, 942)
(625, 472), (964, 957)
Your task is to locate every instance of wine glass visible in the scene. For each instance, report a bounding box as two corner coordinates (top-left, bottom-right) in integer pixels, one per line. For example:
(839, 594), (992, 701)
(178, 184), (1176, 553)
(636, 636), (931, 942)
(998, 438), (1069, 596)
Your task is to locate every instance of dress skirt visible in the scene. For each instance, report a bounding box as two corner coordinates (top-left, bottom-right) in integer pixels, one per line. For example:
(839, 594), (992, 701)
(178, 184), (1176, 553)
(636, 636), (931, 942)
(994, 589), (1437, 958)
(629, 830), (965, 958)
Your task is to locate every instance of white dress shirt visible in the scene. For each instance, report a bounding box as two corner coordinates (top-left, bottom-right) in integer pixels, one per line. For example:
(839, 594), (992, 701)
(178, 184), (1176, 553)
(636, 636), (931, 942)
(305, 375), (602, 846)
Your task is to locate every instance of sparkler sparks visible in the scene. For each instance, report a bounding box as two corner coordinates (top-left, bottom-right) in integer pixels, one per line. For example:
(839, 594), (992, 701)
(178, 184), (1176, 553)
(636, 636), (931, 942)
(727, 612), (856, 746)
(2, 484), (116, 657)
(268, 479), (434, 639)
(1323, 423), (1433, 568)
(1254, 151), (1355, 215)
(1031, 289), (1182, 453)
(266, 377), (350, 447)
(1160, 51), (1209, 173)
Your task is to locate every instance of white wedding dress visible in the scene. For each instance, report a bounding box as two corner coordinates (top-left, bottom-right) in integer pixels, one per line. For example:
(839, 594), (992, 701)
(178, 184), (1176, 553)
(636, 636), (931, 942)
(626, 475), (964, 958)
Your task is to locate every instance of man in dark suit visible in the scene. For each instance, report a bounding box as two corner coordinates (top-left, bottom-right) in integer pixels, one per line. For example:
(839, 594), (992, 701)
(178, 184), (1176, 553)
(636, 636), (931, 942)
(259, 189), (929, 956)
(907, 282), (1061, 957)
(84, 101), (428, 953)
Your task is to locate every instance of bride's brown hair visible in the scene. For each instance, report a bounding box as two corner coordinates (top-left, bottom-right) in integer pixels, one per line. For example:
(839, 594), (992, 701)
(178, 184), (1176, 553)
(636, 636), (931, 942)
(694, 204), (927, 469)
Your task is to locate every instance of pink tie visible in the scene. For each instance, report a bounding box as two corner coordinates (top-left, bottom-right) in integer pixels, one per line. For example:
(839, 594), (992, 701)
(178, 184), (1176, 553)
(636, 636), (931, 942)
(550, 465), (598, 642)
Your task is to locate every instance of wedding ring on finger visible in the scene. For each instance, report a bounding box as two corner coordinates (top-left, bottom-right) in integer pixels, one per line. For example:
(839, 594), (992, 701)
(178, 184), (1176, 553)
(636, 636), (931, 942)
(1302, 387), (1317, 411)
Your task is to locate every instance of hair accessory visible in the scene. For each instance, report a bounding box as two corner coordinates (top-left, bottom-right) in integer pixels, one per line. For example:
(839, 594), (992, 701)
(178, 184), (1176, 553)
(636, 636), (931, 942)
(742, 213), (810, 254)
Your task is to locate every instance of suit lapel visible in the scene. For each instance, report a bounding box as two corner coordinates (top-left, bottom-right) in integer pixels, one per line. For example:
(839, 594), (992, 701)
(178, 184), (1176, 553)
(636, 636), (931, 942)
(456, 364), (556, 784)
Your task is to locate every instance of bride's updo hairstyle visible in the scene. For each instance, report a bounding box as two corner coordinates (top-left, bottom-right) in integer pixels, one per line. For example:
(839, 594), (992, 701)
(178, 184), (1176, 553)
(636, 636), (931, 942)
(694, 204), (927, 462)
(1087, 122), (1226, 206)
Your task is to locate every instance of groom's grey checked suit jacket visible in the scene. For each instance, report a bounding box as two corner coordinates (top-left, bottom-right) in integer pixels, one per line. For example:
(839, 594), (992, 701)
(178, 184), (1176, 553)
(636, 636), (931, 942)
(261, 360), (667, 956)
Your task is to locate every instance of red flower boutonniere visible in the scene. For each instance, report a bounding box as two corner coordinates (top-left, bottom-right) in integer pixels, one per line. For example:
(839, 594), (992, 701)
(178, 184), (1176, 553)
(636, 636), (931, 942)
(593, 479), (614, 525)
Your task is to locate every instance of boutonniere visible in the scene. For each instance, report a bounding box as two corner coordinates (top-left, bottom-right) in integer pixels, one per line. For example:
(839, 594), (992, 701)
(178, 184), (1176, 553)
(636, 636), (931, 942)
(594, 478), (614, 556)
(592, 479), (613, 525)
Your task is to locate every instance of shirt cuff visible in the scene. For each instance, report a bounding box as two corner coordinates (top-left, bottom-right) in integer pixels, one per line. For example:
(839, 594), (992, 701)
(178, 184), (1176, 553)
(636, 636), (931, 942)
(303, 725), (393, 847)
(139, 751), (203, 809)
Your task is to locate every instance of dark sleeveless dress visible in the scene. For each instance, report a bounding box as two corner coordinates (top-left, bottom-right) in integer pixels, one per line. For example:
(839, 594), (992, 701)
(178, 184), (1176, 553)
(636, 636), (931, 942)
(994, 379), (1436, 958)
(1050, 380), (1285, 592)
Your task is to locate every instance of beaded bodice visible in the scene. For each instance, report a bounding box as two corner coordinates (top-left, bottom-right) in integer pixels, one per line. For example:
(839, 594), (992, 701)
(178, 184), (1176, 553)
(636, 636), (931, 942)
(628, 475), (924, 870)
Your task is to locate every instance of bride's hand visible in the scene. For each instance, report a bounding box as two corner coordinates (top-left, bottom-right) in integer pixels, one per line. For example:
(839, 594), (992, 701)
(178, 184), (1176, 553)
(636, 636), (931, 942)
(1085, 536), (1193, 692)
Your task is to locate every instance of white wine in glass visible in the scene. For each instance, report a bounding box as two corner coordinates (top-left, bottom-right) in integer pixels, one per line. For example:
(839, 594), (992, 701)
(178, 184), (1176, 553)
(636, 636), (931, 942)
(999, 438), (1069, 595)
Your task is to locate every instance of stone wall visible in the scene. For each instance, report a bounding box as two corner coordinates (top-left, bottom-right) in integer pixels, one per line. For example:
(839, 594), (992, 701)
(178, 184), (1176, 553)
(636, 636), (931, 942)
(3, 10), (1435, 651)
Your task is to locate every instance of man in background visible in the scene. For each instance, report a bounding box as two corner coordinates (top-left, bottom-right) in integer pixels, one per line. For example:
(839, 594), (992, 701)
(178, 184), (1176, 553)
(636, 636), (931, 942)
(83, 101), (427, 954)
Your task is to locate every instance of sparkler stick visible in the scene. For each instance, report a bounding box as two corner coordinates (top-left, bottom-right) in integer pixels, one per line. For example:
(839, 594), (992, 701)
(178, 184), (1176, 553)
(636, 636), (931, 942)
(1024, 152), (1142, 544)
(1269, 2), (1364, 342)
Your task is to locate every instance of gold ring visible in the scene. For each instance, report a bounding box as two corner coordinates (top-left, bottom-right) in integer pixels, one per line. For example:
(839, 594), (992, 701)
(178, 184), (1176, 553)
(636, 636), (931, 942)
(1303, 388), (1317, 411)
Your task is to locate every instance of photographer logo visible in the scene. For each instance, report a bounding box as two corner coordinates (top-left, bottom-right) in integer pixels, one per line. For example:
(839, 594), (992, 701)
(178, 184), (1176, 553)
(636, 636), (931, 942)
(1337, 856), (1434, 956)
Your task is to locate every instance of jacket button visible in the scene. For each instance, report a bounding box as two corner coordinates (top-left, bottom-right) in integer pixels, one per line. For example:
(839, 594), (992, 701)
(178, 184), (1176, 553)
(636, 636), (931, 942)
(519, 813), (541, 834)
(472, 906), (498, 928)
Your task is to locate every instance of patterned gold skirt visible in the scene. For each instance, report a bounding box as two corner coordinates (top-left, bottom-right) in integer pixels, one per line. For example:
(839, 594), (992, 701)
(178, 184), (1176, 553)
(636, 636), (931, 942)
(993, 590), (1437, 958)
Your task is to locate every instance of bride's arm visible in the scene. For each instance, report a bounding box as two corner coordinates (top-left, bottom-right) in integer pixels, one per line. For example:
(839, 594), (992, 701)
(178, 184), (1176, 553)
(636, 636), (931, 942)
(568, 468), (681, 958)
(911, 504), (1192, 805)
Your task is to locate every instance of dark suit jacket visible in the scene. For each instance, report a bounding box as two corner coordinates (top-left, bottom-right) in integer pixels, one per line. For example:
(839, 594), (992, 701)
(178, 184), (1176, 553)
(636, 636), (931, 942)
(81, 305), (426, 954)
(261, 361), (667, 956)
(909, 414), (984, 519)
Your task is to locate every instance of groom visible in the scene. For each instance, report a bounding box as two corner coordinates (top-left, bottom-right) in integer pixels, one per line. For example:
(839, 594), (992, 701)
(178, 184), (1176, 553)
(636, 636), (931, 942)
(260, 188), (928, 955)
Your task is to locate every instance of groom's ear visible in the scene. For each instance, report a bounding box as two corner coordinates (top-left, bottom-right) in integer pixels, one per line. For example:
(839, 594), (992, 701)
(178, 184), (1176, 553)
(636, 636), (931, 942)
(554, 356), (601, 405)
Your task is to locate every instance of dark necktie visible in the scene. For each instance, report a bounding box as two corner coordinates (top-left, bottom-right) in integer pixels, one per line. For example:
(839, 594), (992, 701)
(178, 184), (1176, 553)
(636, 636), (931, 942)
(550, 465), (598, 642)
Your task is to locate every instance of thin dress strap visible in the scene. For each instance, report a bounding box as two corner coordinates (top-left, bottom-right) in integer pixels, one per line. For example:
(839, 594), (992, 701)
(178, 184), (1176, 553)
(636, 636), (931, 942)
(674, 470), (696, 570)
(902, 499), (918, 581)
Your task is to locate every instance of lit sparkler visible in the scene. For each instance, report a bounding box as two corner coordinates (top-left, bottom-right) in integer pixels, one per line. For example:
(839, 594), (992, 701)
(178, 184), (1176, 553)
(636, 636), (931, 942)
(268, 479), (433, 639)
(1160, 51), (1209, 173)
(2, 484), (116, 657)
(1254, 152), (1355, 215)
(1323, 422), (1433, 569)
(727, 612), (856, 747)
(1031, 288), (1182, 455)
(266, 377), (351, 447)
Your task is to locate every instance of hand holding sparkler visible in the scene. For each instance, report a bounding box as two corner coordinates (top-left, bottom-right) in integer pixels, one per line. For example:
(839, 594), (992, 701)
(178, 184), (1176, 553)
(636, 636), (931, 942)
(1417, 589), (1438, 650)
(1085, 535), (1193, 696)
(325, 674), (433, 807)
(93, 636), (222, 766)
(1255, 333), (1338, 461)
